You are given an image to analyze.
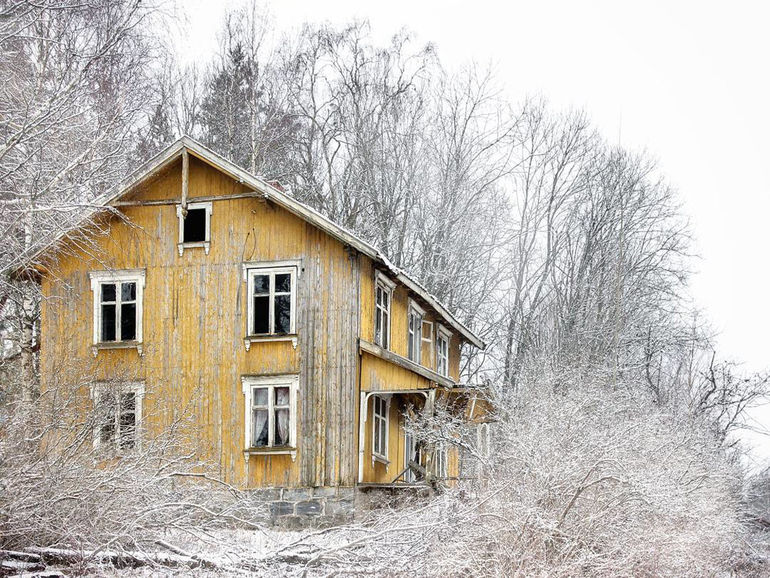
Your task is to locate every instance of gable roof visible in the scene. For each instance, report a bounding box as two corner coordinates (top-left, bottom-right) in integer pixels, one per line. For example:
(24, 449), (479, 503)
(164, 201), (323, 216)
(20, 136), (484, 349)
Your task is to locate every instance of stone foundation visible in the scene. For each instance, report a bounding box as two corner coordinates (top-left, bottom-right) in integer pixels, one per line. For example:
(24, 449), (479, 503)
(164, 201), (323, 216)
(250, 487), (356, 528)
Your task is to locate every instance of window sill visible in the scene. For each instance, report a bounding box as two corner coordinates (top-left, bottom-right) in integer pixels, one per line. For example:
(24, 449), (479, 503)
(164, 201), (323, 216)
(244, 334), (298, 351)
(177, 241), (210, 256)
(92, 341), (143, 357)
(373, 453), (390, 466)
(243, 446), (297, 462)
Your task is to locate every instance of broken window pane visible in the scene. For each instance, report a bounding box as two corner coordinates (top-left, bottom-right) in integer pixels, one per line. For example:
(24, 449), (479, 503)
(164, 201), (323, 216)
(274, 295), (291, 334)
(183, 208), (206, 243)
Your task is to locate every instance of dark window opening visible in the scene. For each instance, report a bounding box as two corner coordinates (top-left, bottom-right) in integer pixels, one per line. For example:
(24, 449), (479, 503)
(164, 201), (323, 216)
(183, 208), (206, 243)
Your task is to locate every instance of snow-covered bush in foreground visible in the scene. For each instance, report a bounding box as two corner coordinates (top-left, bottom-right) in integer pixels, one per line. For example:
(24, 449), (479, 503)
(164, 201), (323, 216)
(266, 375), (749, 577)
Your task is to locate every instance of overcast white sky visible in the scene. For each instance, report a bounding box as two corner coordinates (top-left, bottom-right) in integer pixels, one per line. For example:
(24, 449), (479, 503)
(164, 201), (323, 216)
(177, 0), (770, 465)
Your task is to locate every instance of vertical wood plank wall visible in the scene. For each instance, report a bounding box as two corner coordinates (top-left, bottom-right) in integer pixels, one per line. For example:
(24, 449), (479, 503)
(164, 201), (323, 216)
(40, 157), (359, 488)
(39, 155), (466, 489)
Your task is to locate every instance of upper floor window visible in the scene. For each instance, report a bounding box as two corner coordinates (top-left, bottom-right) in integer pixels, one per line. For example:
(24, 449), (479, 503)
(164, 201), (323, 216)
(177, 201), (212, 255)
(241, 375), (298, 453)
(436, 325), (451, 377)
(90, 381), (145, 450)
(407, 300), (425, 363)
(89, 270), (145, 350)
(374, 272), (394, 349)
(421, 320), (434, 367)
(372, 394), (389, 461)
(244, 263), (298, 338)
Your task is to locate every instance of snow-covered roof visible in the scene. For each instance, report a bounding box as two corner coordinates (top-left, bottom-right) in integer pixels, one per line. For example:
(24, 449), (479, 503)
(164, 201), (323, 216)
(22, 136), (485, 349)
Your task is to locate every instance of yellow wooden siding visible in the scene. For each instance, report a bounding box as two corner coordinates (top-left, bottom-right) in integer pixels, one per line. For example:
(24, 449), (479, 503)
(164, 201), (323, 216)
(40, 156), (359, 488)
(357, 254), (462, 382)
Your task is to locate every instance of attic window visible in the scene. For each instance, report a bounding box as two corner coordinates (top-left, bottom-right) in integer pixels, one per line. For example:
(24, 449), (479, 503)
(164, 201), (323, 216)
(177, 201), (212, 255)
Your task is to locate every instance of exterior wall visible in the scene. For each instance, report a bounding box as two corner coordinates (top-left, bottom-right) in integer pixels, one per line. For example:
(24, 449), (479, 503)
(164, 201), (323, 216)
(358, 254), (462, 382)
(40, 156), (359, 488)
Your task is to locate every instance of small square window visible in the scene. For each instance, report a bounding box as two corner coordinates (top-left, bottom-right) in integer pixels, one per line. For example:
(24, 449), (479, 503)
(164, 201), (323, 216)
(183, 207), (207, 243)
(177, 202), (212, 255)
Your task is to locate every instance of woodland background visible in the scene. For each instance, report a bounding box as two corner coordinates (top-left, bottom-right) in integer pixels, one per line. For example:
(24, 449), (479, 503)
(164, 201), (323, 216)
(1, 1), (769, 575)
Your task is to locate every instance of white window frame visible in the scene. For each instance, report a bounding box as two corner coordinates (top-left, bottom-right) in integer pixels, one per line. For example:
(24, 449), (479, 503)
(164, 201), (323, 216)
(372, 394), (390, 463)
(241, 374), (299, 461)
(407, 299), (425, 363)
(242, 260), (300, 350)
(89, 381), (145, 450)
(374, 271), (395, 350)
(89, 269), (146, 356)
(177, 201), (212, 255)
(436, 324), (452, 377)
(434, 442), (448, 478)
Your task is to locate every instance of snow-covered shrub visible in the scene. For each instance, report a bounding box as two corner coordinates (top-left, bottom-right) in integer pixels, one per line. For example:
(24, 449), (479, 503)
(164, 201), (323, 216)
(282, 374), (748, 577)
(0, 364), (266, 557)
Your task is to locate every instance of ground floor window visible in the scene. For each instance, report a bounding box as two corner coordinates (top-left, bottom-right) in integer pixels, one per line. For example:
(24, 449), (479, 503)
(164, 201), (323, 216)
(90, 381), (145, 450)
(372, 395), (389, 460)
(242, 375), (298, 450)
(434, 442), (448, 478)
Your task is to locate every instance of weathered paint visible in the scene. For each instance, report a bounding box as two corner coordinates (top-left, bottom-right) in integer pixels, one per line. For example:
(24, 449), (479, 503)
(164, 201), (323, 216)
(39, 155), (466, 489)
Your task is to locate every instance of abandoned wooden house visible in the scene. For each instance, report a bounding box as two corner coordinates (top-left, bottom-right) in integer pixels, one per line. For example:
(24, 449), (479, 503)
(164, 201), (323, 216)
(23, 137), (489, 523)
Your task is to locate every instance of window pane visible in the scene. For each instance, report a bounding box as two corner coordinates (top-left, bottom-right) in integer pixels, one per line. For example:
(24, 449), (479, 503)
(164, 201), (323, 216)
(274, 408), (290, 446)
(275, 273), (291, 293)
(380, 420), (387, 452)
(119, 393), (136, 449)
(253, 296), (270, 334)
(275, 386), (290, 406)
(101, 304), (116, 341)
(274, 295), (291, 334)
(99, 397), (116, 443)
(101, 420), (115, 444)
(375, 311), (382, 344)
(101, 283), (116, 303)
(183, 208), (206, 243)
(382, 312), (389, 348)
(121, 282), (136, 302)
(120, 303), (136, 341)
(253, 387), (268, 406)
(253, 409), (269, 446)
(252, 274), (269, 294)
